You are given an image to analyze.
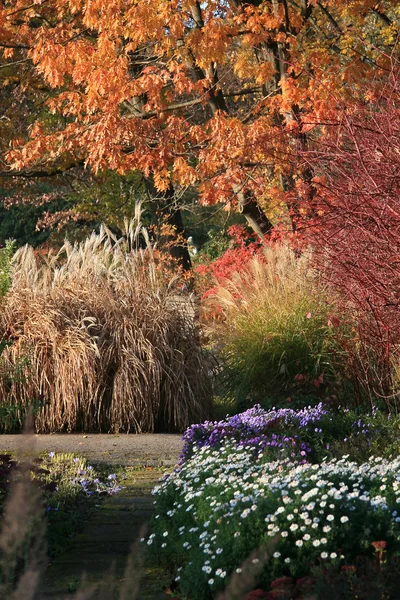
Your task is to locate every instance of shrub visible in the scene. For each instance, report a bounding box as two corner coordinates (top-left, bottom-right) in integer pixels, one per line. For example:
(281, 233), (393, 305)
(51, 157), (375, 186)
(203, 245), (350, 407)
(0, 224), (213, 433)
(180, 403), (328, 464)
(302, 67), (400, 406)
(195, 225), (264, 299)
(149, 444), (400, 600)
(0, 239), (16, 302)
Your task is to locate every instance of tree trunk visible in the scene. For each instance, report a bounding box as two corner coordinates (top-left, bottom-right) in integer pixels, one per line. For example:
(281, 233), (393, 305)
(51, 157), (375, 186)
(157, 183), (192, 272)
(233, 186), (273, 239)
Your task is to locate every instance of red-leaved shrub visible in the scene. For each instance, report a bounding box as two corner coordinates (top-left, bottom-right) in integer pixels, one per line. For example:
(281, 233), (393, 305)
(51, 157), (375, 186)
(302, 66), (400, 406)
(195, 225), (264, 299)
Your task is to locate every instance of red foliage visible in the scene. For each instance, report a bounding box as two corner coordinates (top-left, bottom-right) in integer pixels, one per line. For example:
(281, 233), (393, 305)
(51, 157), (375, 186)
(245, 590), (269, 600)
(302, 67), (400, 404)
(195, 225), (265, 298)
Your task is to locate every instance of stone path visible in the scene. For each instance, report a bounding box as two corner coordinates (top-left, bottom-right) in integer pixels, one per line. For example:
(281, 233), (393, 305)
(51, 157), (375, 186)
(38, 468), (171, 599)
(0, 434), (183, 599)
(0, 433), (183, 467)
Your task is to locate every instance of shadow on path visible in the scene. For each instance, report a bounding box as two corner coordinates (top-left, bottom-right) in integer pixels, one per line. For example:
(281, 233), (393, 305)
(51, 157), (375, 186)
(38, 469), (170, 600)
(0, 433), (183, 467)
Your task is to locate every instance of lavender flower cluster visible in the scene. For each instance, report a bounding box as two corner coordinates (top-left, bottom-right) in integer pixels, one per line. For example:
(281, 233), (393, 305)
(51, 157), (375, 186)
(47, 452), (123, 496)
(180, 403), (328, 463)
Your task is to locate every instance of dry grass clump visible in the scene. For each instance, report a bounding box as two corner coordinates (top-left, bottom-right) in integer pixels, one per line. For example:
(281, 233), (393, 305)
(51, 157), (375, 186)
(0, 221), (213, 433)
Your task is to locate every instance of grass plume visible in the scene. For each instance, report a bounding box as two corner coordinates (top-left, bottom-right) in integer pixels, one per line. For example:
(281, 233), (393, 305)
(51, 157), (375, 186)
(205, 244), (348, 406)
(0, 220), (213, 433)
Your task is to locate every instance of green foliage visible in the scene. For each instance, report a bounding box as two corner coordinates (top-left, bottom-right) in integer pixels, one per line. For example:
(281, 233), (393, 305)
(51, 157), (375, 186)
(0, 239), (16, 300)
(0, 184), (74, 248)
(206, 247), (351, 410)
(65, 170), (147, 231)
(313, 554), (400, 600)
(0, 400), (41, 434)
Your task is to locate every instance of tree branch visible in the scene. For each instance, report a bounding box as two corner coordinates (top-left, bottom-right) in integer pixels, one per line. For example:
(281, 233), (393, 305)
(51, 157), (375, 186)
(124, 87), (262, 119)
(0, 58), (29, 70)
(6, 0), (50, 19)
(317, 2), (342, 33)
(0, 163), (83, 179)
(371, 8), (393, 26)
(0, 43), (31, 49)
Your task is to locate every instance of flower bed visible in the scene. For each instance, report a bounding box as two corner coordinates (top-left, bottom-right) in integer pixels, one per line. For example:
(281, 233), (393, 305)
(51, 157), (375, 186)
(180, 404), (327, 464)
(180, 403), (396, 466)
(149, 443), (400, 599)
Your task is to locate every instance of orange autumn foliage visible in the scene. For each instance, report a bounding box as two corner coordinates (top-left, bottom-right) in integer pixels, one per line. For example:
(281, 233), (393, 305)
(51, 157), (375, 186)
(0, 0), (399, 233)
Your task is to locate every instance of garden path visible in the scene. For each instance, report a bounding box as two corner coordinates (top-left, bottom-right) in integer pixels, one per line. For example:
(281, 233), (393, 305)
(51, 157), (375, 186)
(38, 468), (172, 599)
(0, 433), (183, 467)
(0, 434), (183, 599)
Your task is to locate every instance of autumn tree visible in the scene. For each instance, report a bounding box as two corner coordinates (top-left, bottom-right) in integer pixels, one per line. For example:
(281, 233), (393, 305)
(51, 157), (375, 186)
(0, 0), (399, 252)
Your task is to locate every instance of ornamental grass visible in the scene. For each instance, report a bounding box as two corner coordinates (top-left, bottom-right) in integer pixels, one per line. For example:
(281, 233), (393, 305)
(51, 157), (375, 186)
(0, 222), (213, 433)
(204, 244), (350, 407)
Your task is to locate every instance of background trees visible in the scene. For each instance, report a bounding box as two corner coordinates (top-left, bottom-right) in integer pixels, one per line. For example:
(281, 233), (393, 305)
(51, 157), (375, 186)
(1, 0), (399, 248)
